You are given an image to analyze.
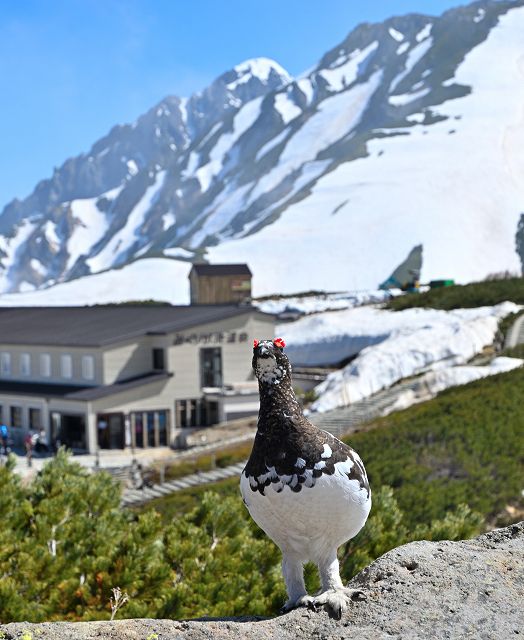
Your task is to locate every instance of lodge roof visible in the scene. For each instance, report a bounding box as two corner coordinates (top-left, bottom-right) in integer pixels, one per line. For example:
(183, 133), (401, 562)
(189, 263), (252, 277)
(0, 371), (171, 401)
(0, 304), (268, 348)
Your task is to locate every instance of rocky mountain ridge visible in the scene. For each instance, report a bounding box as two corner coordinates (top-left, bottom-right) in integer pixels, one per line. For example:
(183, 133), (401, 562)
(1, 0), (524, 296)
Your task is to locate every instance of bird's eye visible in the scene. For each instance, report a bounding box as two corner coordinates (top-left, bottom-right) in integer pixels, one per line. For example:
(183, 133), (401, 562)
(253, 339), (260, 349)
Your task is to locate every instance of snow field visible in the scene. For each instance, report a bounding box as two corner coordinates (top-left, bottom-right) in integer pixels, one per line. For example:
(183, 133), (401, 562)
(208, 7), (524, 295)
(0, 258), (192, 306)
(388, 356), (524, 412)
(277, 302), (522, 413)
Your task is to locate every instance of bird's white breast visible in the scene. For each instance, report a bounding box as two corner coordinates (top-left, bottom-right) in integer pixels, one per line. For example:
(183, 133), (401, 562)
(241, 456), (371, 563)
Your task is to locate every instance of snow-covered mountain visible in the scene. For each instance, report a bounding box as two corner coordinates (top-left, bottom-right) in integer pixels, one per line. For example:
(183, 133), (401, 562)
(1, 0), (523, 299)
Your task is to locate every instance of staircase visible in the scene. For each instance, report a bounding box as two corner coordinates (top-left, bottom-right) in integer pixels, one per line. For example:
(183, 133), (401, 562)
(309, 379), (417, 439)
(120, 461), (247, 507)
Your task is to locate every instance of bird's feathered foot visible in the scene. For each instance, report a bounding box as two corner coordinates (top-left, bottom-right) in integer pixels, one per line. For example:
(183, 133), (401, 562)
(280, 594), (315, 613)
(307, 587), (366, 619)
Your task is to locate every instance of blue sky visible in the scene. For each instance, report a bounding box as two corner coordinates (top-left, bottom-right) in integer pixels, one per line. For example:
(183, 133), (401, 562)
(0, 0), (464, 208)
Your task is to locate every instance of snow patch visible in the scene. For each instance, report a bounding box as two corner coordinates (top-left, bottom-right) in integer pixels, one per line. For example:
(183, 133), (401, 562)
(318, 41), (379, 92)
(0, 258), (192, 306)
(66, 197), (110, 271)
(43, 221), (60, 251)
(29, 258), (46, 276)
(474, 8), (486, 23)
(246, 70), (383, 208)
(227, 57), (291, 91)
(297, 78), (314, 104)
(389, 357), (523, 412)
(274, 93), (302, 125)
(255, 127), (290, 162)
(389, 27), (405, 42)
(0, 220), (38, 293)
(185, 151), (200, 177)
(87, 171), (167, 272)
(126, 159), (139, 176)
(308, 302), (521, 412)
(179, 98), (188, 124)
(187, 182), (254, 247)
(416, 23), (433, 42)
(406, 112), (426, 123)
(389, 88), (430, 106)
(194, 97), (263, 193)
(162, 212), (176, 230)
(163, 247), (193, 259)
(197, 122), (222, 149)
(390, 37), (433, 92)
(256, 290), (391, 315)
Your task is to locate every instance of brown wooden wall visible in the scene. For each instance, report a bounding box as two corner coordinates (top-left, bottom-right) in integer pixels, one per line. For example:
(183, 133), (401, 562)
(190, 273), (252, 304)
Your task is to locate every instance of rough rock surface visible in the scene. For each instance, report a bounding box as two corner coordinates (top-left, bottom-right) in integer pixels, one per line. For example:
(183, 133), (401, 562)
(2, 522), (523, 640)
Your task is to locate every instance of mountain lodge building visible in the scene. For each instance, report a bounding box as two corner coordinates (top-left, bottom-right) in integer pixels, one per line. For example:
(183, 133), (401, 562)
(0, 304), (274, 454)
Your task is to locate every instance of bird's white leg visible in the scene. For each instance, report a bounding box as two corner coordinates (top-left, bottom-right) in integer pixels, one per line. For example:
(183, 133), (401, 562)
(310, 552), (365, 619)
(319, 552), (345, 591)
(281, 554), (312, 612)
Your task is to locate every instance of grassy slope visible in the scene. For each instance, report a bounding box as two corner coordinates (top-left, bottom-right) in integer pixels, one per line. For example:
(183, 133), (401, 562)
(144, 366), (524, 529)
(386, 277), (524, 311)
(348, 366), (524, 528)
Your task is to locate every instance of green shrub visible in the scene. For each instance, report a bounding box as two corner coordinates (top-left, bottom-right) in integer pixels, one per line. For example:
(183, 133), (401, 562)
(386, 277), (524, 311)
(345, 366), (524, 528)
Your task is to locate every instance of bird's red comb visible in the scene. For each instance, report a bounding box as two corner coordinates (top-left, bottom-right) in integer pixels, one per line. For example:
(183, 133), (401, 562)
(273, 337), (286, 349)
(253, 339), (260, 349)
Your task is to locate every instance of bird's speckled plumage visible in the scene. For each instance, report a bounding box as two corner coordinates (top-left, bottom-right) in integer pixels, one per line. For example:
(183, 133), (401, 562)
(241, 339), (371, 618)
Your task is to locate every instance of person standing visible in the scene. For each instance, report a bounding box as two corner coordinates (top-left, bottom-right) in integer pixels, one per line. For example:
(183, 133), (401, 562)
(36, 428), (49, 453)
(24, 431), (34, 467)
(0, 422), (9, 455)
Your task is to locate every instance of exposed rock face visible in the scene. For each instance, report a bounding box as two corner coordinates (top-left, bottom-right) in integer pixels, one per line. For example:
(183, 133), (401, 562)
(517, 213), (524, 275)
(2, 522), (522, 639)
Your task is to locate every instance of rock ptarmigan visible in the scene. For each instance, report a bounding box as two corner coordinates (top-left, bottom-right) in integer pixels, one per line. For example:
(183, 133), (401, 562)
(240, 338), (371, 618)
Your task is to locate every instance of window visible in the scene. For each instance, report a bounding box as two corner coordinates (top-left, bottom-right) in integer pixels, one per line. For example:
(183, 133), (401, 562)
(20, 353), (31, 376)
(200, 347), (223, 387)
(81, 355), (95, 380)
(0, 352), (11, 376)
(40, 353), (51, 377)
(10, 406), (22, 428)
(29, 408), (42, 430)
(60, 354), (73, 379)
(152, 348), (165, 370)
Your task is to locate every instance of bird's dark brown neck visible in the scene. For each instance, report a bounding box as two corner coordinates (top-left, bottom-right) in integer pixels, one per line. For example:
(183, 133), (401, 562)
(256, 377), (303, 435)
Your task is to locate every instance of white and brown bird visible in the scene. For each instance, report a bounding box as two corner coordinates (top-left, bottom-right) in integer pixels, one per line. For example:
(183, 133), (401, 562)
(240, 338), (371, 618)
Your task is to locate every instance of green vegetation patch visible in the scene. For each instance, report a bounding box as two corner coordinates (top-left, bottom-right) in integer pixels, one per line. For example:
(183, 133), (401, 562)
(501, 343), (524, 359)
(1, 366), (522, 622)
(346, 366), (524, 528)
(386, 277), (524, 311)
(146, 477), (240, 519)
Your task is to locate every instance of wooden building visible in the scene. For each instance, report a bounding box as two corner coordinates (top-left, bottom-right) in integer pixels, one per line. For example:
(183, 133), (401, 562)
(189, 263), (252, 305)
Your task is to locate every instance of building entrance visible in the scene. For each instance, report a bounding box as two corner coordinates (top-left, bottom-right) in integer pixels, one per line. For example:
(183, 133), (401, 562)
(97, 413), (125, 449)
(51, 412), (87, 452)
